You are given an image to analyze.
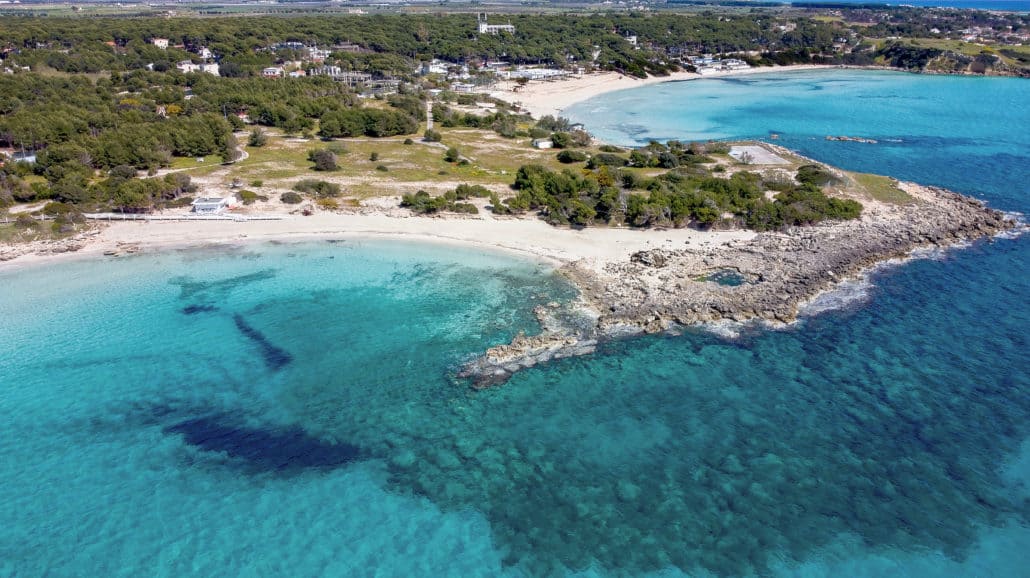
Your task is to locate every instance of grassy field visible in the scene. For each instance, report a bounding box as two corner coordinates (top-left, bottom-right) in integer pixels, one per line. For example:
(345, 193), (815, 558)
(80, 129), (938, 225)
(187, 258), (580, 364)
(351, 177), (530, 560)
(178, 126), (597, 200)
(849, 172), (914, 204)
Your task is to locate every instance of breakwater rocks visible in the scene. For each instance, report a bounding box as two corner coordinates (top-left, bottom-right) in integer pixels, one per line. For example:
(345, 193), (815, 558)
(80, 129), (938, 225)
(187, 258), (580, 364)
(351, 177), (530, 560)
(461, 185), (1017, 387)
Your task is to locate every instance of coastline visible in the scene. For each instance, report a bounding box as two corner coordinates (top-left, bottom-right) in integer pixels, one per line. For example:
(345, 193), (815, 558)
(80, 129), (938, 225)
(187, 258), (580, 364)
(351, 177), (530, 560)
(3, 65), (1022, 386)
(0, 208), (755, 273)
(490, 64), (830, 119)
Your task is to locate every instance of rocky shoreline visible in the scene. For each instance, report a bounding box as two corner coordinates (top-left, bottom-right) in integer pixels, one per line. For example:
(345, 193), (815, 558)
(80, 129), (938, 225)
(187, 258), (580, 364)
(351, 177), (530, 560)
(459, 184), (1019, 388)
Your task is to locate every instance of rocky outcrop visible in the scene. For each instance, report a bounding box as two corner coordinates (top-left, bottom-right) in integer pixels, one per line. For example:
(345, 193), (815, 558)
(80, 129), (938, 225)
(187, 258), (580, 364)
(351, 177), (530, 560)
(460, 185), (1018, 388)
(459, 331), (598, 388)
(0, 226), (103, 262)
(576, 186), (1014, 333)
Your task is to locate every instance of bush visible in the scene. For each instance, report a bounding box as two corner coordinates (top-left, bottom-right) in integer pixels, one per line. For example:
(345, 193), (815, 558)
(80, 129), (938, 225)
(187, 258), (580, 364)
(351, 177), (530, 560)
(376, 165), (389, 172)
(453, 184), (491, 199)
(280, 192), (303, 204)
(308, 149), (339, 171)
(557, 150), (588, 164)
(443, 147), (460, 163)
(599, 145), (625, 153)
(424, 129), (442, 142)
(293, 179), (341, 198)
(248, 128), (267, 148)
(369, 152), (379, 162)
(796, 164), (839, 187)
(587, 153), (629, 169)
(238, 190), (269, 205)
(401, 190), (478, 215)
(15, 213), (37, 228)
(250, 179), (264, 188)
(403, 138), (414, 145)
(528, 128), (552, 139)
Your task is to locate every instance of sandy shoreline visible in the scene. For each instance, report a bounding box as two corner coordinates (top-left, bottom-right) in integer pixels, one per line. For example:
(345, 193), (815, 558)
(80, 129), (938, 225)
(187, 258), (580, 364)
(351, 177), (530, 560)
(0, 208), (755, 273)
(490, 64), (831, 119)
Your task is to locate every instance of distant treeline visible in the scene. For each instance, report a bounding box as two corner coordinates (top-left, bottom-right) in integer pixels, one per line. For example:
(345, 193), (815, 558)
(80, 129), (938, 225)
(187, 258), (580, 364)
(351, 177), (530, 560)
(0, 13), (845, 77)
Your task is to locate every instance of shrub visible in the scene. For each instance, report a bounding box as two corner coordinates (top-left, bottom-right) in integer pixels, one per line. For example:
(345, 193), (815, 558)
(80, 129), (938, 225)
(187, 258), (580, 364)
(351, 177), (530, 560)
(557, 150), (588, 164)
(599, 145), (625, 153)
(443, 147), (460, 163)
(489, 192), (511, 215)
(293, 179), (341, 198)
(587, 153), (629, 169)
(308, 149), (339, 171)
(403, 138), (414, 145)
(796, 164), (839, 187)
(376, 165), (389, 172)
(454, 184), (491, 199)
(238, 190), (269, 205)
(248, 128), (267, 147)
(401, 190), (478, 215)
(280, 192), (303, 204)
(531, 126), (556, 139)
(424, 129), (442, 142)
(250, 179), (264, 188)
(15, 214), (37, 228)
(109, 165), (137, 179)
(369, 152), (379, 162)
(551, 132), (571, 149)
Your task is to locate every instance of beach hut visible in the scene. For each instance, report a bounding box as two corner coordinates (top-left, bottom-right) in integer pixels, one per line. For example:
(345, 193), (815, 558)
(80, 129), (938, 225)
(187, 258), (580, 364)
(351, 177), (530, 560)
(191, 197), (230, 214)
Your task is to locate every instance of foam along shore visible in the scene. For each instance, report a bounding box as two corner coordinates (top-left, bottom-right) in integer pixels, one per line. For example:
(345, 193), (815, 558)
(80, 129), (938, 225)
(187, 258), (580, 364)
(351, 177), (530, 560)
(489, 64), (830, 119)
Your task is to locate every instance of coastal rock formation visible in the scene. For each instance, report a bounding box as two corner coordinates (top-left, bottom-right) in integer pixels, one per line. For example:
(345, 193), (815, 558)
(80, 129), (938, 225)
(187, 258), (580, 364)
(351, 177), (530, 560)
(462, 184), (1017, 387)
(0, 227), (103, 262)
(578, 186), (1013, 331)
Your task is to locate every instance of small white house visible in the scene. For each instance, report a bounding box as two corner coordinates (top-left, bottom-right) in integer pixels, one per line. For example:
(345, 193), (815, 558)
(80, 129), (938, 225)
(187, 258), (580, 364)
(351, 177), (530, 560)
(262, 67), (284, 78)
(191, 197), (230, 214)
(151, 38), (169, 50)
(532, 139), (553, 149)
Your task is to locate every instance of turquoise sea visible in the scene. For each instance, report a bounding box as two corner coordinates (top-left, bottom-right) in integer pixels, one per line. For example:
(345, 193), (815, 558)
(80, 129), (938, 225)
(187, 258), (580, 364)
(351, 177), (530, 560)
(2, 70), (1029, 577)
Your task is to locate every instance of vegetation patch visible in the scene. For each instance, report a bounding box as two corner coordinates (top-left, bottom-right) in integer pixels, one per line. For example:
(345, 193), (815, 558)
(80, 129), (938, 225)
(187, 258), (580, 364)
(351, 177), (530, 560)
(851, 172), (914, 204)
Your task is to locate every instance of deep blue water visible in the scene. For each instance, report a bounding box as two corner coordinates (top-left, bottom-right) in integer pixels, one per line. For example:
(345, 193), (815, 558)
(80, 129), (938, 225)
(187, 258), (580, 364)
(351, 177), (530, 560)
(2, 71), (1029, 577)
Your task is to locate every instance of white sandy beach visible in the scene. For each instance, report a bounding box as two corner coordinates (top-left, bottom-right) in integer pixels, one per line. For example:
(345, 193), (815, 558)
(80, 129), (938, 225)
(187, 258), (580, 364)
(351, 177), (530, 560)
(1, 207), (755, 272)
(490, 64), (832, 119)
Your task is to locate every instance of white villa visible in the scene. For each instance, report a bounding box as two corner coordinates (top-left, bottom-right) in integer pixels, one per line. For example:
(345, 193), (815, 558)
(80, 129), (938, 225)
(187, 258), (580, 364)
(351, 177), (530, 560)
(477, 13), (514, 35)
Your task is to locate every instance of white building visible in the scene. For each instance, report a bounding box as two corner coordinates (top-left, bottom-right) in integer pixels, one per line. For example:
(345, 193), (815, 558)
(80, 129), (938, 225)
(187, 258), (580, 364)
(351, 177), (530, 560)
(532, 139), (553, 149)
(151, 38), (169, 50)
(176, 61), (220, 76)
(262, 67), (284, 78)
(191, 197), (230, 214)
(477, 13), (515, 35)
(422, 59), (452, 75)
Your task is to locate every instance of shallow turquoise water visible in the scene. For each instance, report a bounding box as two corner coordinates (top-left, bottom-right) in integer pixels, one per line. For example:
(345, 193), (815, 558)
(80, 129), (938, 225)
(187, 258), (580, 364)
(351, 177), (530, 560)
(3, 71), (1030, 577)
